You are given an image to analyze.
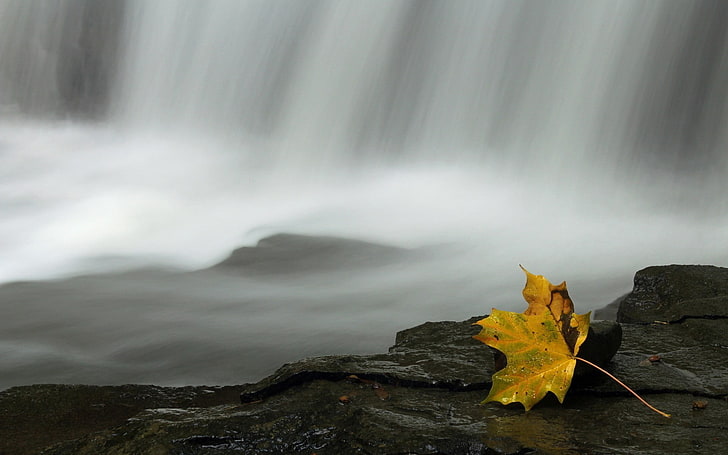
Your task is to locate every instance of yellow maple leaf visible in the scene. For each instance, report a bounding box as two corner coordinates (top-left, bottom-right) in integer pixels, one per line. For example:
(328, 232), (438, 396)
(474, 267), (671, 417)
(474, 308), (590, 410)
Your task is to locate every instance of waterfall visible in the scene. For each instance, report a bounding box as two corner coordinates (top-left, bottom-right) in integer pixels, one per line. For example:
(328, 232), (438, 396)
(108, 1), (728, 174)
(0, 0), (122, 118)
(0, 0), (727, 282)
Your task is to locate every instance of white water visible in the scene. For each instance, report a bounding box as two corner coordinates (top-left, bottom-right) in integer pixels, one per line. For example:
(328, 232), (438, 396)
(1, 1), (727, 387)
(2, 119), (724, 286)
(1, 0), (725, 282)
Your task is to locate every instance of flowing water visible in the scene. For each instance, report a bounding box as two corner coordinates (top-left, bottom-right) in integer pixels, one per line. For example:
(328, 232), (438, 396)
(1, 0), (727, 389)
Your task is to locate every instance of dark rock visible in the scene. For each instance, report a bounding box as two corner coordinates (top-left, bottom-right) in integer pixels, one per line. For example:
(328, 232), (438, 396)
(593, 293), (627, 320)
(0, 384), (246, 455)
(237, 318), (620, 405)
(210, 233), (420, 274)
(617, 264), (728, 323)
(573, 320), (623, 377)
(236, 317), (494, 405)
(3, 265), (728, 454)
(39, 383), (728, 455)
(583, 321), (728, 396)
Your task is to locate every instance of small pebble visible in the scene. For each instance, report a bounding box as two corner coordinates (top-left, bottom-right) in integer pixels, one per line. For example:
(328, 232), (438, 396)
(692, 401), (707, 410)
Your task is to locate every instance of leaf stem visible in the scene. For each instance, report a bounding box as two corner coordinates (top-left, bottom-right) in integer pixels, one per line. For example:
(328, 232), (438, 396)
(575, 356), (671, 418)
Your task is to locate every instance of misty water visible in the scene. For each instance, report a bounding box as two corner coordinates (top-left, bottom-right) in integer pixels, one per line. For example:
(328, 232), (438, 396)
(1, 1), (727, 390)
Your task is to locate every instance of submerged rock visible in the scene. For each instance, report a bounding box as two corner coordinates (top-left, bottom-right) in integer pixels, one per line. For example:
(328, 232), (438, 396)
(2, 265), (727, 454)
(211, 233), (423, 274)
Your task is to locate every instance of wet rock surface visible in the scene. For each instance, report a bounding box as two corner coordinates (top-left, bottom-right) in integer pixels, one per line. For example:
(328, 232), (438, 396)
(0, 384), (246, 455)
(2, 265), (728, 454)
(617, 264), (728, 323)
(237, 318), (620, 405)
